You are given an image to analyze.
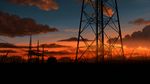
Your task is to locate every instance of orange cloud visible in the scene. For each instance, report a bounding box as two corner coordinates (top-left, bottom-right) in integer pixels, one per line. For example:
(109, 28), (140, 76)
(8, 0), (59, 11)
(82, 0), (114, 17)
(108, 25), (150, 48)
(129, 18), (150, 25)
(40, 43), (71, 48)
(58, 37), (91, 42)
(103, 5), (114, 17)
(0, 11), (58, 37)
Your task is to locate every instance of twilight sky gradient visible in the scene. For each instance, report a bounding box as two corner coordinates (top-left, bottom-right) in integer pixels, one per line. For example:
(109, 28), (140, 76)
(0, 0), (150, 45)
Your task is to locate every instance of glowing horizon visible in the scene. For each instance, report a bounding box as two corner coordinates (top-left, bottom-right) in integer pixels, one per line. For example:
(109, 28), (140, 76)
(0, 0), (150, 62)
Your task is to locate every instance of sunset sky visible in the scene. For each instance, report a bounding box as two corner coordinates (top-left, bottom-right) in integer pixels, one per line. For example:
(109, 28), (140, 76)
(0, 0), (150, 48)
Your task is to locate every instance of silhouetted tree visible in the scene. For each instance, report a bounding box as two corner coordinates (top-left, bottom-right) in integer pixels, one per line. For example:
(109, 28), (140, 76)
(58, 57), (73, 63)
(47, 57), (57, 64)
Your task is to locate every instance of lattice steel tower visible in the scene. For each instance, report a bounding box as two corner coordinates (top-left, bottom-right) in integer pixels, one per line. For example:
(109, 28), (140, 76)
(76, 0), (124, 63)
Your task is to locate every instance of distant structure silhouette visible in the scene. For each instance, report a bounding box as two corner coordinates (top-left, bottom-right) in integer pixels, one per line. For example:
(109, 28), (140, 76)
(76, 0), (124, 63)
(28, 35), (32, 62)
(37, 40), (40, 61)
(42, 45), (45, 63)
(28, 35), (44, 63)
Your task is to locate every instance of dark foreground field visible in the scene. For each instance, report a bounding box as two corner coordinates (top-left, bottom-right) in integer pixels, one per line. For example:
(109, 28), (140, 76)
(1, 59), (150, 79)
(1, 60), (150, 64)
(1, 55), (150, 65)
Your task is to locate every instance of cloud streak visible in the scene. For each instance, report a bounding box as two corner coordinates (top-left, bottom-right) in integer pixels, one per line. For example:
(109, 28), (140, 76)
(8, 0), (59, 11)
(45, 51), (73, 56)
(109, 25), (150, 48)
(0, 43), (17, 48)
(0, 50), (17, 53)
(0, 11), (58, 37)
(129, 18), (150, 25)
(40, 43), (71, 48)
(58, 37), (91, 42)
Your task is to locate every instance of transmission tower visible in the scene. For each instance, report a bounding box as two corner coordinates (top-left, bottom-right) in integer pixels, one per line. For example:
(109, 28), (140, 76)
(76, 0), (124, 63)
(28, 34), (32, 62)
(36, 40), (41, 63)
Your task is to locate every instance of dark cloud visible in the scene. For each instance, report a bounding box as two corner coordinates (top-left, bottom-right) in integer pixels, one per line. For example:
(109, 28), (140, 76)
(40, 43), (71, 48)
(45, 51), (73, 56)
(2, 43), (70, 49)
(58, 57), (73, 63)
(108, 25), (150, 48)
(0, 43), (17, 48)
(58, 37), (91, 42)
(129, 18), (150, 25)
(0, 11), (58, 37)
(0, 50), (17, 53)
(8, 0), (59, 11)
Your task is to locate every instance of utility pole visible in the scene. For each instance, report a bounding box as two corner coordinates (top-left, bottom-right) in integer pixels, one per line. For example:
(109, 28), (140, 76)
(37, 40), (40, 63)
(42, 45), (45, 64)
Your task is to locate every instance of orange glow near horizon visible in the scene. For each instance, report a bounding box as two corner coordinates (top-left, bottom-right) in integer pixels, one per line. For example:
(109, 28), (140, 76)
(1, 41), (150, 61)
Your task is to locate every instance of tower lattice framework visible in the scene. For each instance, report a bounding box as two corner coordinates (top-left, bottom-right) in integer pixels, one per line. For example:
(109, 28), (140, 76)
(76, 0), (125, 63)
